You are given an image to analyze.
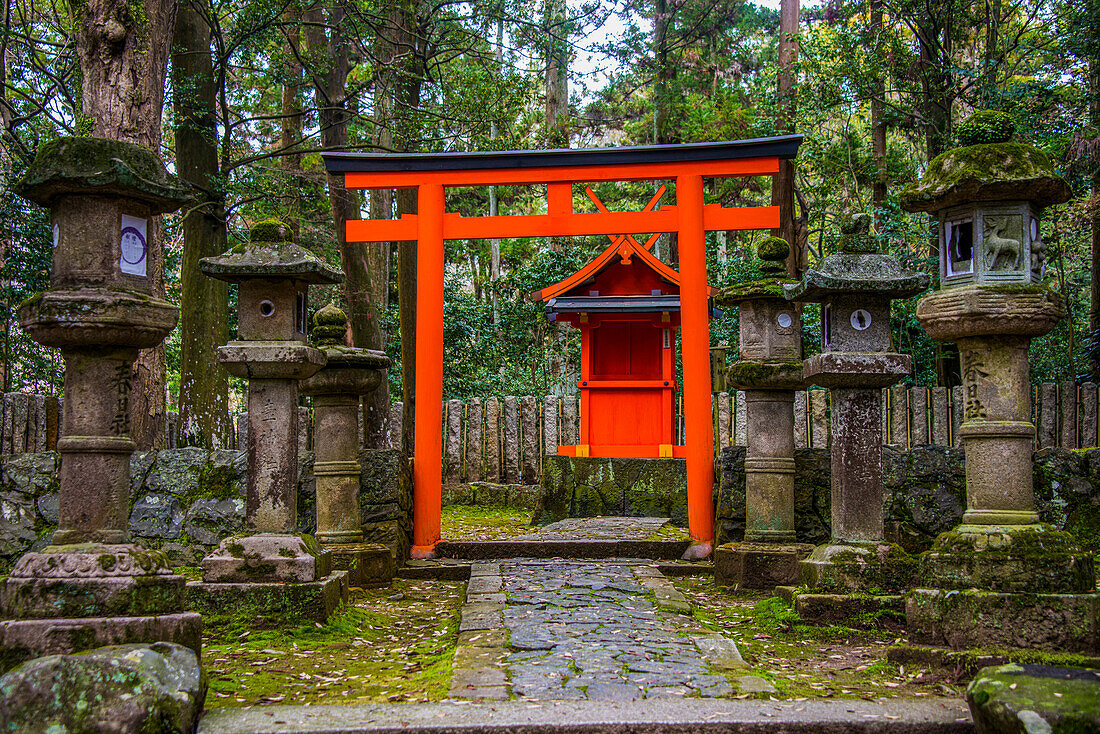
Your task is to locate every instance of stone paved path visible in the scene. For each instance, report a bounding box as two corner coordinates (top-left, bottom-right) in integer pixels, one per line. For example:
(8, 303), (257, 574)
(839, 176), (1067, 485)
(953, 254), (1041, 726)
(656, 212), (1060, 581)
(452, 557), (737, 701)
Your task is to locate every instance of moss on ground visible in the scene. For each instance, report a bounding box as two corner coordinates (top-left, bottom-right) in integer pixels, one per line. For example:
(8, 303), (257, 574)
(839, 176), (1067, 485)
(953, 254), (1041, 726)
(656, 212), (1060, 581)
(201, 577), (463, 707)
(441, 504), (533, 540)
(645, 522), (691, 542)
(674, 576), (964, 701)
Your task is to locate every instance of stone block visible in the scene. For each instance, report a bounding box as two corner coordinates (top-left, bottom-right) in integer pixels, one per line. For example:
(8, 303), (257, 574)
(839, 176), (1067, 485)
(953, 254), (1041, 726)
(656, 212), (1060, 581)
(201, 533), (332, 583)
(0, 612), (203, 674)
(327, 542), (394, 588)
(786, 590), (904, 626)
(799, 542), (918, 593)
(185, 571), (347, 626)
(907, 587), (1100, 653)
(0, 642), (206, 732)
(919, 524), (1095, 594)
(714, 542), (813, 589)
(967, 663), (1100, 734)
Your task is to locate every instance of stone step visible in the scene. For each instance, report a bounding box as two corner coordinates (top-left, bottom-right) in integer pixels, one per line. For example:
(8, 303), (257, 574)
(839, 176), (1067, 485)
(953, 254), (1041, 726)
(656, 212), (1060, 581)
(197, 697), (974, 733)
(434, 538), (691, 560)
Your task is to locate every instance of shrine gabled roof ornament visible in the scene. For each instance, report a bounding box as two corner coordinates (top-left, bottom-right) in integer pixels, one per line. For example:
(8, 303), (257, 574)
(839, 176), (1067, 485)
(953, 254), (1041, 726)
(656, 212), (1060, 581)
(532, 185), (717, 313)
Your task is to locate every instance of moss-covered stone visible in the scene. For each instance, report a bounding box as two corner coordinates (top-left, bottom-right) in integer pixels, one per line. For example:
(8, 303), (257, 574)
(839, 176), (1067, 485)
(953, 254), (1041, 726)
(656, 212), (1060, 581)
(534, 456), (689, 526)
(837, 213), (878, 254)
(249, 219), (293, 243)
(967, 663), (1100, 733)
(15, 136), (190, 213)
(726, 359), (804, 390)
(716, 278), (799, 305)
(921, 524), (1096, 594)
(800, 542), (918, 593)
(0, 642), (206, 734)
(200, 239), (343, 285)
(899, 141), (1072, 213)
(757, 236), (790, 273)
(956, 110), (1016, 147)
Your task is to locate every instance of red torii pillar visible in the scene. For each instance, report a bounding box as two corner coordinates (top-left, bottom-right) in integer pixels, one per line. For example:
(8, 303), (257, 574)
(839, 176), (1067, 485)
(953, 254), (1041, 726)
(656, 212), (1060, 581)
(323, 138), (802, 557)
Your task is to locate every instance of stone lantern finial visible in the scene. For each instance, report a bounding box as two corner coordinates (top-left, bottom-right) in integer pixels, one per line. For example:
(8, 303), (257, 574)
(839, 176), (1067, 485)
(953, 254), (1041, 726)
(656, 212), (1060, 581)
(837, 213), (877, 254)
(757, 236), (790, 274)
(311, 303), (349, 347)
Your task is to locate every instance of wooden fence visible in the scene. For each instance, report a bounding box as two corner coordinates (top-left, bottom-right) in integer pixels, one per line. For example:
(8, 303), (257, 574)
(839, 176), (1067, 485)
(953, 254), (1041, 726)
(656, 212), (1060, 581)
(3, 383), (1099, 477)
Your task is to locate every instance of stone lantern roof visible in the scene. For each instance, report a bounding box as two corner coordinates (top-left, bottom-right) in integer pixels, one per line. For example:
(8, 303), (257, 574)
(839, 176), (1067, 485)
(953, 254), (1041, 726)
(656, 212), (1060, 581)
(716, 236), (799, 305)
(201, 220), (343, 285)
(16, 137), (191, 214)
(783, 214), (929, 302)
(899, 111), (1071, 213)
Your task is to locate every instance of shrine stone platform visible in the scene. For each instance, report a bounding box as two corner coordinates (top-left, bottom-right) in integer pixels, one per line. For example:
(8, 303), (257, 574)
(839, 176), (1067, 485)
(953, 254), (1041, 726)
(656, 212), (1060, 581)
(534, 456), (689, 527)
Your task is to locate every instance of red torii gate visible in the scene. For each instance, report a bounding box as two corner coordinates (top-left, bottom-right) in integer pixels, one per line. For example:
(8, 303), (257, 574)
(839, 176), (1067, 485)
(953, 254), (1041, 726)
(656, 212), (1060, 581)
(323, 137), (802, 557)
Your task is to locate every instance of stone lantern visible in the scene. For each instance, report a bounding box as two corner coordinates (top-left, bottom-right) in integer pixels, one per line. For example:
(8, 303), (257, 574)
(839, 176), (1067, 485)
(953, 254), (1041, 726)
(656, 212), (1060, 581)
(299, 304), (394, 587)
(0, 137), (201, 667)
(714, 237), (812, 588)
(784, 213), (928, 593)
(192, 220), (347, 622)
(901, 111), (1098, 652)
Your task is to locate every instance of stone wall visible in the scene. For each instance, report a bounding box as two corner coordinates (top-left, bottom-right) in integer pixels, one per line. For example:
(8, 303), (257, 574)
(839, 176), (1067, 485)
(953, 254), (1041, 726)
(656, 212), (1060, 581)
(716, 446), (1100, 553)
(533, 456), (690, 526)
(0, 448), (411, 573)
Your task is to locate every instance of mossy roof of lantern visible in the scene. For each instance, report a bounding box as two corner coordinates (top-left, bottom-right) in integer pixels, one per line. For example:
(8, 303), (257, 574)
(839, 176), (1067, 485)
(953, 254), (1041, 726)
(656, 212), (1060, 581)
(200, 220), (343, 284)
(714, 236), (794, 305)
(783, 252), (930, 302)
(899, 141), (1071, 213)
(15, 137), (191, 214)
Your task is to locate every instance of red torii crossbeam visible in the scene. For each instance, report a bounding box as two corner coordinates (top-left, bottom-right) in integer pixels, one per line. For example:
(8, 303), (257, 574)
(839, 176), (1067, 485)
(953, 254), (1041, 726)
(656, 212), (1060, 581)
(323, 137), (803, 557)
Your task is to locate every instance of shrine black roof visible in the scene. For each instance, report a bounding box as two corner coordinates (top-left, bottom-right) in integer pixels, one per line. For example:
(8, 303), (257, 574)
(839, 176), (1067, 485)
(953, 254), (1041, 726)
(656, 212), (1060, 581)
(322, 136), (803, 174)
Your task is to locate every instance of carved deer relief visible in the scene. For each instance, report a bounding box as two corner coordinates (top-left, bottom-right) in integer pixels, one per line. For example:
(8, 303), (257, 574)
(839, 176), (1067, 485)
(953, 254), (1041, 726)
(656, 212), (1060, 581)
(984, 217), (1023, 272)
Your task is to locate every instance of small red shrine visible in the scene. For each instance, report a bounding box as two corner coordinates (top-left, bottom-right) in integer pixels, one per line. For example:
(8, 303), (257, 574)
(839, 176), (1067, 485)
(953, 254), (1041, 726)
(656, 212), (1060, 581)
(533, 188), (712, 459)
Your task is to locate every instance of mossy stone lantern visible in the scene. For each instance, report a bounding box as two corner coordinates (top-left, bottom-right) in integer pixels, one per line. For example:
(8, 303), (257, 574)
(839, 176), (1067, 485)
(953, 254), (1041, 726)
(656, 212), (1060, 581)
(300, 304), (395, 587)
(0, 137), (201, 668)
(784, 213), (929, 593)
(713, 237), (812, 589)
(196, 221), (345, 606)
(899, 112), (1098, 653)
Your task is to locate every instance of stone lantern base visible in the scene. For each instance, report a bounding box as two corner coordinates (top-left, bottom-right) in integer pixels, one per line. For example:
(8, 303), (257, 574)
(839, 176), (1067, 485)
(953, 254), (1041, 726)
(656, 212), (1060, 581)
(187, 533), (348, 625)
(905, 524), (1099, 652)
(324, 542), (396, 588)
(0, 544), (202, 673)
(714, 542), (814, 589)
(798, 541), (918, 593)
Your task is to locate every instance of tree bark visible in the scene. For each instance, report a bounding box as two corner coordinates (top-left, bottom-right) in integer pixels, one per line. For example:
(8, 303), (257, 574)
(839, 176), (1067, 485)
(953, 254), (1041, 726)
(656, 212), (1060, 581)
(870, 0), (887, 215)
(171, 0), (230, 449)
(280, 1), (304, 239)
(76, 0), (179, 449)
(543, 0), (568, 150)
(773, 0), (800, 276)
(1090, 52), (1100, 333)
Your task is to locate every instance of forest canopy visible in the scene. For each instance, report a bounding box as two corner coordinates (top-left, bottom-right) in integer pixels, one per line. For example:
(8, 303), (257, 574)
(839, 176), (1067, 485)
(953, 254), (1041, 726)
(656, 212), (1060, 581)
(0, 0), (1097, 450)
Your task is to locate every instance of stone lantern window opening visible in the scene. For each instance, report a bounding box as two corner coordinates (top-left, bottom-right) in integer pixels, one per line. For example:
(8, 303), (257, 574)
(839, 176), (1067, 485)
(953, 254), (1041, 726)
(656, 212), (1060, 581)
(945, 218), (974, 278)
(777, 312), (793, 329)
(119, 214), (148, 277)
(259, 299), (275, 318)
(940, 202), (1038, 287)
(297, 292), (307, 334)
(822, 303), (832, 349)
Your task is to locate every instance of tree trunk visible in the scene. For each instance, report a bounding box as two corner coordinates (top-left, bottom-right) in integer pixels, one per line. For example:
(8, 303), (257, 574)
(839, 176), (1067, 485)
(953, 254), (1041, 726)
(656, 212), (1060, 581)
(544, 0), (568, 149)
(870, 0), (887, 215)
(388, 0), (425, 455)
(773, 0), (800, 276)
(1090, 52), (1100, 333)
(280, 1), (304, 239)
(171, 0), (230, 449)
(76, 0), (179, 449)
